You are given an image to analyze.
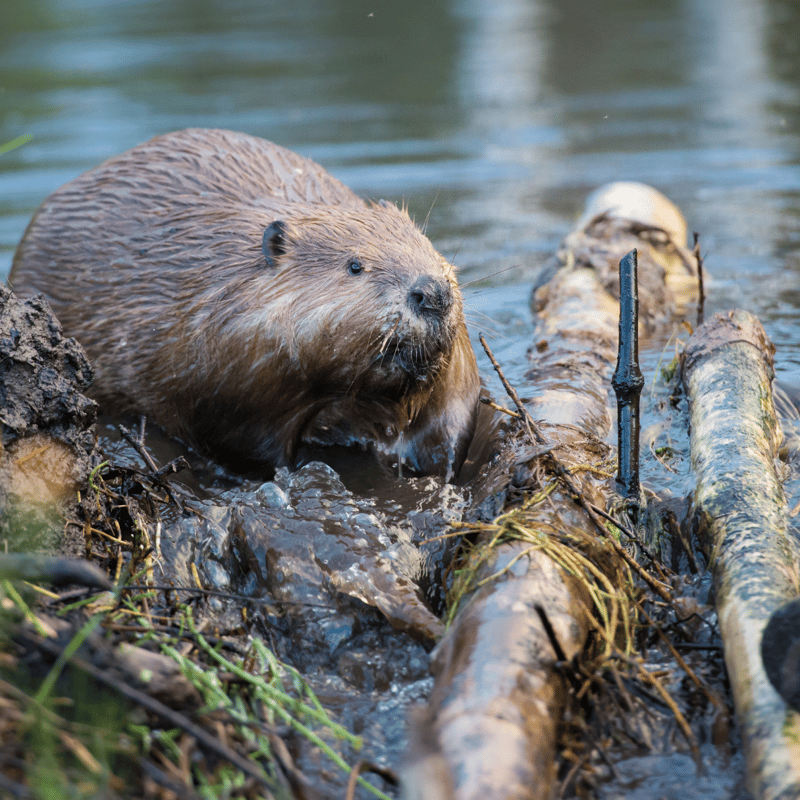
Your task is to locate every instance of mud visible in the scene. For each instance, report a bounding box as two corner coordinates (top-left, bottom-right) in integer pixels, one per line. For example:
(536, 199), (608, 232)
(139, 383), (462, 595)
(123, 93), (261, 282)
(0, 283), (98, 550)
(156, 461), (472, 653)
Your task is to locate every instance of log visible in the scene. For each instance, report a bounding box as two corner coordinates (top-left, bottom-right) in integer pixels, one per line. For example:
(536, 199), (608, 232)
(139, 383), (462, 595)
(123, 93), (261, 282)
(419, 544), (592, 800)
(682, 309), (800, 800)
(401, 183), (698, 800)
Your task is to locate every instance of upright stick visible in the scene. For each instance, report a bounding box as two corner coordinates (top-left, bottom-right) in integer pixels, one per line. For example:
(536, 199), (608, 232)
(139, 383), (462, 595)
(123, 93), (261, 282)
(612, 249), (643, 505)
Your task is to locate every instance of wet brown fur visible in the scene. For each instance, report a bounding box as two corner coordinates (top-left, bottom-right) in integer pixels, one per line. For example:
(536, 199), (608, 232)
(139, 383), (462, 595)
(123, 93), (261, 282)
(10, 129), (480, 476)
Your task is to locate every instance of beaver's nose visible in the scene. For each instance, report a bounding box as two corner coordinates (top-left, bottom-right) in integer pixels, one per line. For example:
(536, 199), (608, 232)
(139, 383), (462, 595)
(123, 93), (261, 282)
(408, 276), (453, 316)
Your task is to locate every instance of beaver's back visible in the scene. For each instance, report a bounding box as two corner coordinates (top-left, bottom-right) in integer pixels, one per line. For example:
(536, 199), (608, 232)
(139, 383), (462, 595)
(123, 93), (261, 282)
(8, 130), (365, 404)
(10, 128), (363, 305)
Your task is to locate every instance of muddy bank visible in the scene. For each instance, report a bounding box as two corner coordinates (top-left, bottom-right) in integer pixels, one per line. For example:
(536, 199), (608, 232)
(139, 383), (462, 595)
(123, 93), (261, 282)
(0, 283), (98, 553)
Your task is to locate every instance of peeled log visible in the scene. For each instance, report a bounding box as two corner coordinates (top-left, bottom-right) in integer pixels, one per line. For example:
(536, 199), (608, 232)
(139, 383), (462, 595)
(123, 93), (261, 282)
(426, 545), (591, 800)
(682, 309), (800, 800)
(401, 183), (698, 800)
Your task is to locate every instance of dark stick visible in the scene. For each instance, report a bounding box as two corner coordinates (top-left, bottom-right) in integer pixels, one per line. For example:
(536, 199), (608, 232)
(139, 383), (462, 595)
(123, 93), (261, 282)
(693, 232), (705, 327)
(0, 554), (112, 591)
(478, 334), (673, 602)
(611, 249), (644, 506)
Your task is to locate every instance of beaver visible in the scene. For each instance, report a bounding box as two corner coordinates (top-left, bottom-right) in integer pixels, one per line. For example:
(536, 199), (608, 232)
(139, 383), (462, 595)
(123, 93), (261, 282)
(10, 128), (480, 478)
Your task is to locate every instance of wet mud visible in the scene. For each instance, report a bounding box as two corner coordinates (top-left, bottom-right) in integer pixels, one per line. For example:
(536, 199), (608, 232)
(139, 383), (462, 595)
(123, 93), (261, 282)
(0, 284), (98, 552)
(158, 462), (472, 650)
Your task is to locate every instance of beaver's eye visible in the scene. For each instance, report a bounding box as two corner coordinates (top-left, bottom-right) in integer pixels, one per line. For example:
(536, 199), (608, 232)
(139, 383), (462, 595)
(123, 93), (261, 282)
(347, 258), (363, 275)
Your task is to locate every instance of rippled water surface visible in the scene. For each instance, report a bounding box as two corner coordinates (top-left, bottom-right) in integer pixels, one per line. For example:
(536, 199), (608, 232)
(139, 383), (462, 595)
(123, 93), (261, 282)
(3, 1), (800, 388)
(2, 1), (799, 796)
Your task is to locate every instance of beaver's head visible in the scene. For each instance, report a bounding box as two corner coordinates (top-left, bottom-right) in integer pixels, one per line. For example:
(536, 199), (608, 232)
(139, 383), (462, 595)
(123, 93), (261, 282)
(253, 199), (464, 398)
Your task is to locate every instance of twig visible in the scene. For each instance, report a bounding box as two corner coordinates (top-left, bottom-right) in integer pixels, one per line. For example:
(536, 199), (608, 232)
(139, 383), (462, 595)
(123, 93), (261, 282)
(345, 761), (397, 800)
(638, 661), (702, 768)
(267, 732), (316, 800)
(635, 598), (723, 705)
(585, 502), (657, 563)
(139, 760), (205, 800)
(345, 761), (368, 800)
(558, 751), (590, 799)
(479, 395), (521, 419)
(117, 417), (189, 511)
(120, 582), (329, 610)
(479, 333), (544, 444)
(693, 232), (705, 327)
(590, 734), (622, 782)
(651, 440), (678, 474)
(119, 416), (160, 474)
(155, 456), (190, 481)
(594, 527), (673, 604)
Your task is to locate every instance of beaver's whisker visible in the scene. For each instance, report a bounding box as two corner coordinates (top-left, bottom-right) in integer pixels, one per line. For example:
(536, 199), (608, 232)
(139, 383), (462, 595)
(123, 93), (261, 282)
(459, 264), (523, 289)
(378, 319), (401, 356)
(468, 329), (512, 347)
(464, 314), (505, 340)
(422, 189), (440, 236)
(465, 309), (503, 326)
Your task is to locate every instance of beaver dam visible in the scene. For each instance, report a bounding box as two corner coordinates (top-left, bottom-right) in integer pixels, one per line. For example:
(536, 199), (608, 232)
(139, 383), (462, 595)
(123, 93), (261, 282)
(3, 182), (800, 800)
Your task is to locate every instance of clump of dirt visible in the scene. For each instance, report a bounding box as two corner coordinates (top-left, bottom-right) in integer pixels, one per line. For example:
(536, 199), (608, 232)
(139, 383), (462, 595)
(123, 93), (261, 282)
(0, 284), (98, 551)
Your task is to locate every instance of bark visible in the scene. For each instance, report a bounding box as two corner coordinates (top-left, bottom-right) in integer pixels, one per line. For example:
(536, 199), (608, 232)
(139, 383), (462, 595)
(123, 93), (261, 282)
(682, 309), (800, 800)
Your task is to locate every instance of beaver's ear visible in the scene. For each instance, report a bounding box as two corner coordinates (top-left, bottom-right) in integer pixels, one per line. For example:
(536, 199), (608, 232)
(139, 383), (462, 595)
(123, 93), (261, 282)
(262, 220), (287, 267)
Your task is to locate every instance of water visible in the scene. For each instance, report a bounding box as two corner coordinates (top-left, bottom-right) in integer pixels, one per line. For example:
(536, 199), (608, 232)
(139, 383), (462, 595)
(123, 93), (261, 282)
(3, 0), (800, 380)
(2, 0), (800, 796)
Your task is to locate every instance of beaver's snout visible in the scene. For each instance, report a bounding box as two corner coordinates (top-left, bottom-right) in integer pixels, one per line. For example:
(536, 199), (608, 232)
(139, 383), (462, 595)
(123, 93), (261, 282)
(408, 276), (453, 317)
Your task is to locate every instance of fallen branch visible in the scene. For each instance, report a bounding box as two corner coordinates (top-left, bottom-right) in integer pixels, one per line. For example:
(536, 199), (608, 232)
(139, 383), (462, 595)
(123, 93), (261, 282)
(682, 308), (800, 799)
